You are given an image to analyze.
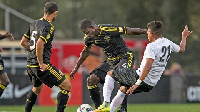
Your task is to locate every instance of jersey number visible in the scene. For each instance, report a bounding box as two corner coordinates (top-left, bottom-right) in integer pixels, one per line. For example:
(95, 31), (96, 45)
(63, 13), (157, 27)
(160, 45), (171, 62)
(30, 31), (37, 50)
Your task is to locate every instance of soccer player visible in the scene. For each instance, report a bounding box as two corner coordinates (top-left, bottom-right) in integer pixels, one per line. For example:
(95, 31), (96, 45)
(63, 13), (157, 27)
(70, 19), (147, 112)
(97, 21), (192, 112)
(0, 32), (14, 97)
(20, 1), (71, 112)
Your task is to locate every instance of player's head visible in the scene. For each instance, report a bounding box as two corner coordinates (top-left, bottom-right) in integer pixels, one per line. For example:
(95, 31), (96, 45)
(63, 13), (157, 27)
(80, 19), (99, 37)
(147, 21), (162, 42)
(44, 1), (58, 21)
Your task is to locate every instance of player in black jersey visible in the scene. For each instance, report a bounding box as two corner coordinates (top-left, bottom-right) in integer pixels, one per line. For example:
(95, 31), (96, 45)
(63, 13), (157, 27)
(0, 32), (14, 97)
(20, 2), (71, 112)
(70, 19), (147, 112)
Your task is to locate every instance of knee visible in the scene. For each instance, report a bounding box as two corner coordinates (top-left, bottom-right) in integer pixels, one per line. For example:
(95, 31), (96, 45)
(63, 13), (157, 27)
(32, 85), (43, 94)
(60, 79), (71, 91)
(107, 70), (113, 77)
(87, 74), (100, 86)
(119, 86), (127, 93)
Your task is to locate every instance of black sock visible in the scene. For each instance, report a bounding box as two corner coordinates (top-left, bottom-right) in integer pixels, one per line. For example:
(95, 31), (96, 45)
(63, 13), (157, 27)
(25, 91), (38, 112)
(88, 85), (101, 109)
(57, 90), (69, 112)
(0, 83), (6, 97)
(120, 94), (128, 111)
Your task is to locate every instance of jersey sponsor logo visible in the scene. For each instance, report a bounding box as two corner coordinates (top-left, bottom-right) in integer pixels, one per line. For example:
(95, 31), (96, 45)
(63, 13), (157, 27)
(104, 36), (110, 42)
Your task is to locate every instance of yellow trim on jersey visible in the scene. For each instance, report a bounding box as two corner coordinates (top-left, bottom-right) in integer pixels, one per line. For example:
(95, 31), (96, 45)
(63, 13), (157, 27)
(0, 83), (6, 90)
(40, 36), (47, 43)
(87, 85), (98, 89)
(100, 26), (118, 32)
(27, 65), (40, 67)
(24, 34), (30, 39)
(60, 90), (70, 95)
(47, 64), (62, 80)
(107, 52), (134, 61)
(124, 27), (127, 34)
(127, 52), (133, 68)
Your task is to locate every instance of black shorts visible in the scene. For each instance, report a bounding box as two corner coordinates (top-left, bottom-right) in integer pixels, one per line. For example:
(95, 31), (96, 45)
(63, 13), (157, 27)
(113, 68), (153, 94)
(91, 52), (134, 84)
(27, 63), (66, 88)
(0, 58), (6, 76)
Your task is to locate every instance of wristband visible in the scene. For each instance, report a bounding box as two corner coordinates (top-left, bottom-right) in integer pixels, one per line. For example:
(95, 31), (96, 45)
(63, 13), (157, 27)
(135, 79), (142, 85)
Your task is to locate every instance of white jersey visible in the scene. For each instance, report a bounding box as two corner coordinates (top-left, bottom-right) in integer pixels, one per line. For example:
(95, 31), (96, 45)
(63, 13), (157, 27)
(136, 37), (180, 86)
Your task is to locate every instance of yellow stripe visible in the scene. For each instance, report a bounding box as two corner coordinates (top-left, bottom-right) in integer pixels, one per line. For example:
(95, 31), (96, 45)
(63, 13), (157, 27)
(87, 85), (98, 89)
(60, 90), (70, 95)
(100, 26), (118, 32)
(24, 34), (30, 39)
(0, 83), (6, 90)
(124, 27), (127, 34)
(27, 65), (39, 67)
(47, 64), (62, 80)
(127, 52), (133, 68)
(40, 36), (47, 43)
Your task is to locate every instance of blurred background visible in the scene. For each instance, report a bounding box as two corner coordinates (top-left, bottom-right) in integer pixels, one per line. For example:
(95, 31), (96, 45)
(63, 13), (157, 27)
(0, 0), (200, 107)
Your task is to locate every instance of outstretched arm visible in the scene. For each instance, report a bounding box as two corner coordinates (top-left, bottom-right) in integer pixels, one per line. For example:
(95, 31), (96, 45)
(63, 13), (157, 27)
(126, 27), (147, 35)
(70, 46), (91, 79)
(179, 25), (192, 53)
(0, 32), (14, 41)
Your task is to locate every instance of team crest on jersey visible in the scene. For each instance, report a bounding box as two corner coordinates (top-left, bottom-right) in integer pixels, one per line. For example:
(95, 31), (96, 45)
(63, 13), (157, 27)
(104, 36), (110, 42)
(118, 27), (124, 32)
(0, 65), (3, 70)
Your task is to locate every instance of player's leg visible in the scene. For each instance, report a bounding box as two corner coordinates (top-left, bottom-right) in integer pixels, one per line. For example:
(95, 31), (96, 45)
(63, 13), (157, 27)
(87, 62), (110, 109)
(0, 72), (10, 97)
(0, 59), (9, 97)
(87, 74), (101, 109)
(25, 67), (43, 112)
(39, 64), (71, 112)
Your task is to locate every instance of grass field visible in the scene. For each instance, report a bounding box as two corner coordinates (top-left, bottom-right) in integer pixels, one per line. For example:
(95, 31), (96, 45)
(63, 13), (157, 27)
(0, 104), (200, 112)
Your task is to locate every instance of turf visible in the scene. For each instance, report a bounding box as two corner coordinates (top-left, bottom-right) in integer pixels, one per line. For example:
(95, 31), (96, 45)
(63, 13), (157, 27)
(0, 104), (199, 112)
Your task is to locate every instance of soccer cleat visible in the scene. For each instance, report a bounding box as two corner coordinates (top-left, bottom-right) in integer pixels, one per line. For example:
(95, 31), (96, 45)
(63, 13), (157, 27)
(96, 101), (110, 112)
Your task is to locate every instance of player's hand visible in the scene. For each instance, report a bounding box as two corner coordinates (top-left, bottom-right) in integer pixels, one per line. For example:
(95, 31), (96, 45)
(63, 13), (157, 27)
(39, 63), (47, 71)
(182, 25), (192, 38)
(0, 47), (3, 52)
(126, 85), (139, 95)
(5, 32), (14, 41)
(70, 70), (76, 80)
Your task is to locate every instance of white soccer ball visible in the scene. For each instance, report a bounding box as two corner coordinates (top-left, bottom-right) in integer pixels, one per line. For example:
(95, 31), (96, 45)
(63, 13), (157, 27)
(77, 104), (93, 112)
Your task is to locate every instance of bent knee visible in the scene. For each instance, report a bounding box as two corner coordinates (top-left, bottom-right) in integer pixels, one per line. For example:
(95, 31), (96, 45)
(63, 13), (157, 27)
(87, 74), (100, 86)
(59, 79), (71, 91)
(107, 70), (114, 77)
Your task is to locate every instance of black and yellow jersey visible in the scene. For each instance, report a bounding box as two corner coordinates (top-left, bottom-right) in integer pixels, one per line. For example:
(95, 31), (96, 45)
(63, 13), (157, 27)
(24, 18), (55, 66)
(84, 24), (131, 59)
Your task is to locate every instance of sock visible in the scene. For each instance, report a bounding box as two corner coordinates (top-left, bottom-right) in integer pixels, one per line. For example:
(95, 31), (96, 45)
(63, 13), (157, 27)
(88, 85), (101, 109)
(57, 90), (69, 112)
(25, 91), (38, 112)
(120, 94), (128, 111)
(103, 75), (115, 103)
(0, 83), (6, 97)
(110, 90), (126, 112)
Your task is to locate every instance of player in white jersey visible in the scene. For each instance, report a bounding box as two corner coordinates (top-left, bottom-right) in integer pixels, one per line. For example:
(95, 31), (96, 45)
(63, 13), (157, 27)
(96, 21), (192, 112)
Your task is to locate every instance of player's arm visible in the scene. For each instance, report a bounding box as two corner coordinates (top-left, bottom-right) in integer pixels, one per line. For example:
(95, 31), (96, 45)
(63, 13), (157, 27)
(179, 25), (192, 53)
(20, 36), (30, 51)
(126, 27), (147, 35)
(70, 46), (91, 79)
(0, 32), (14, 41)
(126, 58), (154, 94)
(36, 38), (47, 71)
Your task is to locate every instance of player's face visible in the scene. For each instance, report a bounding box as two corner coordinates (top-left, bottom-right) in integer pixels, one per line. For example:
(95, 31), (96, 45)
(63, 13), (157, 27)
(85, 26), (96, 38)
(147, 29), (154, 42)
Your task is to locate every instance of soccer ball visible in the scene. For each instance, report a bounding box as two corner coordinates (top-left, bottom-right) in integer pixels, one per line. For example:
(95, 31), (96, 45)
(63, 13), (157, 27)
(77, 104), (93, 112)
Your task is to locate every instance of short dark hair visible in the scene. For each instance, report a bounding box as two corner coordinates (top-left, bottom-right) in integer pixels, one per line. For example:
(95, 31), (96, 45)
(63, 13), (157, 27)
(147, 21), (162, 36)
(44, 1), (58, 15)
(80, 19), (95, 32)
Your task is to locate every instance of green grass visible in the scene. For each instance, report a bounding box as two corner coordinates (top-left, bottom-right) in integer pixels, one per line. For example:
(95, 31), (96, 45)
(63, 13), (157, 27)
(0, 104), (200, 112)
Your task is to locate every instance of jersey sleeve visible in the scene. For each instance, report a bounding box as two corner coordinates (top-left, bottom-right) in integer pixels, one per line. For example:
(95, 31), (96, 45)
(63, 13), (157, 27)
(170, 41), (180, 53)
(23, 28), (30, 40)
(84, 34), (93, 48)
(40, 24), (51, 43)
(99, 24), (127, 35)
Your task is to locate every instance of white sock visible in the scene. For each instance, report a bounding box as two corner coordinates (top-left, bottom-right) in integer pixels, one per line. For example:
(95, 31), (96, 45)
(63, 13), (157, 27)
(110, 90), (126, 112)
(103, 75), (115, 103)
